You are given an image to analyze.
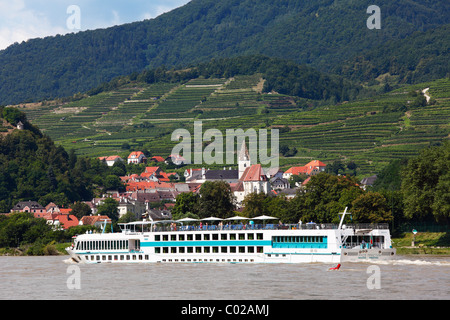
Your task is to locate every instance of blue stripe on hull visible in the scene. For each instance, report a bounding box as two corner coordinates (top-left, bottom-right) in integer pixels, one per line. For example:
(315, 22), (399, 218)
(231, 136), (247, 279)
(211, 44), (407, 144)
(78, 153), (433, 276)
(141, 240), (271, 247)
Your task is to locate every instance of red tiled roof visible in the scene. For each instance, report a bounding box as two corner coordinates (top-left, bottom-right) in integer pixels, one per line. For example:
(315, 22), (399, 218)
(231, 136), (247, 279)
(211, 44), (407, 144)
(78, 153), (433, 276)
(230, 181), (244, 192)
(128, 151), (144, 159)
(285, 160), (327, 176)
(57, 214), (79, 229)
(186, 183), (202, 193)
(285, 166), (308, 175)
(240, 164), (266, 182)
(145, 166), (160, 174)
(158, 172), (170, 182)
(44, 213), (79, 229)
(106, 155), (121, 161)
(150, 156), (165, 162)
(80, 215), (111, 226)
(305, 160), (326, 168)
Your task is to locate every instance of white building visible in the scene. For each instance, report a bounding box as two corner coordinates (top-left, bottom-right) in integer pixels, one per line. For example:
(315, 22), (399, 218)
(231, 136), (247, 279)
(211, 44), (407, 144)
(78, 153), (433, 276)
(232, 141), (270, 205)
(127, 151), (147, 164)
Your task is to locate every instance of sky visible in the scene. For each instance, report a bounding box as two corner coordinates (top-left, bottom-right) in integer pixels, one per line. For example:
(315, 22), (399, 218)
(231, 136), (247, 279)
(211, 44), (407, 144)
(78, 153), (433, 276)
(0, 0), (191, 50)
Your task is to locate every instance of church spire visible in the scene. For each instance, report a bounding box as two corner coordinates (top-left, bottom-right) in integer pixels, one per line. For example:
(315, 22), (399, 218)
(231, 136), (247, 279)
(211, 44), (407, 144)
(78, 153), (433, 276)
(238, 140), (251, 179)
(239, 140), (249, 161)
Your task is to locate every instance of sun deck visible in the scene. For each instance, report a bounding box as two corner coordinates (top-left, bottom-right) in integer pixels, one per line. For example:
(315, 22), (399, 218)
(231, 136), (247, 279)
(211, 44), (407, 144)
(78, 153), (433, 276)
(118, 220), (390, 234)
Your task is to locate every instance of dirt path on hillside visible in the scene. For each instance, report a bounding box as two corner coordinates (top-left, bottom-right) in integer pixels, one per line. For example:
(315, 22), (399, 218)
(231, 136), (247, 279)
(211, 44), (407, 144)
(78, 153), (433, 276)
(422, 88), (430, 103)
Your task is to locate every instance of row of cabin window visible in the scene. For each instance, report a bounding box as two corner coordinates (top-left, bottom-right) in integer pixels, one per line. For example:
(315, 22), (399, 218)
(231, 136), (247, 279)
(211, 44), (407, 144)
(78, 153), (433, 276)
(76, 240), (128, 251)
(87, 254), (148, 262)
(86, 255), (257, 263)
(155, 246), (264, 254)
(272, 236), (327, 243)
(155, 233), (264, 242)
(161, 258), (255, 263)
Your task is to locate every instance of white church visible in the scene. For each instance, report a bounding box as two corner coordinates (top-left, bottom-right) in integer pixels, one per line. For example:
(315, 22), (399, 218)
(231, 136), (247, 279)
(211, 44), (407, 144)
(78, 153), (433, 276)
(232, 141), (270, 205)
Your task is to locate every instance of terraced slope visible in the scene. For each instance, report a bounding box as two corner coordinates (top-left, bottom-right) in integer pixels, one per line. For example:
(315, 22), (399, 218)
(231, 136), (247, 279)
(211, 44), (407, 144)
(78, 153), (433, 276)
(19, 76), (450, 175)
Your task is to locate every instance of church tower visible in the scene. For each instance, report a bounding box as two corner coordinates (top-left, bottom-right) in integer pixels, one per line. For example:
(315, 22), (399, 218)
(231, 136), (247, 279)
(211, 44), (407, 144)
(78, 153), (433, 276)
(238, 140), (251, 179)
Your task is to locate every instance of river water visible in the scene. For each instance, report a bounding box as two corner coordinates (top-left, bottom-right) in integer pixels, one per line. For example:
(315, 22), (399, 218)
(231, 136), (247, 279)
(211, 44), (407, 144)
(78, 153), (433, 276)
(0, 255), (448, 301)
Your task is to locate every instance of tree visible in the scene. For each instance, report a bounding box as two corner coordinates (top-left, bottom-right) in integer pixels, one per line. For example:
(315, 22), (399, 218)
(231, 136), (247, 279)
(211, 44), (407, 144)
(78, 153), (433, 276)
(70, 201), (92, 220)
(351, 192), (393, 223)
(97, 198), (119, 222)
(2, 107), (26, 126)
(280, 145), (297, 157)
(103, 175), (123, 191)
(265, 195), (291, 221)
(198, 181), (235, 219)
(172, 192), (200, 218)
(373, 159), (408, 191)
(401, 142), (450, 222)
(288, 173), (308, 188)
(326, 160), (345, 175)
(346, 161), (358, 176)
(242, 192), (269, 218)
(0, 212), (53, 248)
(290, 173), (363, 223)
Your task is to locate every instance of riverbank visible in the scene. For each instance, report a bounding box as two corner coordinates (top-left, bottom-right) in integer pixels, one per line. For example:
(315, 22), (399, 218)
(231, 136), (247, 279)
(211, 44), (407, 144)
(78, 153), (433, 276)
(0, 242), (70, 256)
(392, 232), (450, 255)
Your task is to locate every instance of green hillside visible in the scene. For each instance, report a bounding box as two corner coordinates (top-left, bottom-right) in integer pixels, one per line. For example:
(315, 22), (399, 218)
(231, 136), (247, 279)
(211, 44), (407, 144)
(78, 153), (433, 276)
(18, 63), (450, 177)
(0, 0), (448, 105)
(336, 24), (450, 84)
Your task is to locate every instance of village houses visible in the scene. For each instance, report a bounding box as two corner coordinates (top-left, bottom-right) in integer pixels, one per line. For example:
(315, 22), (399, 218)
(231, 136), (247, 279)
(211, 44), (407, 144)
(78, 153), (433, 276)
(9, 144), (334, 228)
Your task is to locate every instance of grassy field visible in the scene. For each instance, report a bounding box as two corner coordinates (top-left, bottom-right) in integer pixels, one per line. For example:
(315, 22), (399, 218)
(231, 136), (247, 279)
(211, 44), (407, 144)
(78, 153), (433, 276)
(392, 232), (450, 255)
(17, 76), (450, 176)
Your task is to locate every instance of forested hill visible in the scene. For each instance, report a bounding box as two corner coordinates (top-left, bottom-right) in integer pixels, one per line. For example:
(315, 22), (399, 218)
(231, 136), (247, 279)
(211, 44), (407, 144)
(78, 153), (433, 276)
(0, 0), (449, 105)
(336, 24), (450, 84)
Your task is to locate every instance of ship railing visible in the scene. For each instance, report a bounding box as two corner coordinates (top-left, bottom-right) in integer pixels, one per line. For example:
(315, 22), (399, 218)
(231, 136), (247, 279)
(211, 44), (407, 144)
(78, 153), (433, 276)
(152, 223), (340, 232)
(341, 223), (390, 230)
(119, 222), (390, 233)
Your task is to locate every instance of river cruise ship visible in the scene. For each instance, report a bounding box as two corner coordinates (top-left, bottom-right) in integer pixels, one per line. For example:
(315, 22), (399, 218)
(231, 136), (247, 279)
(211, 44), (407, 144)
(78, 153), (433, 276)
(66, 209), (396, 264)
